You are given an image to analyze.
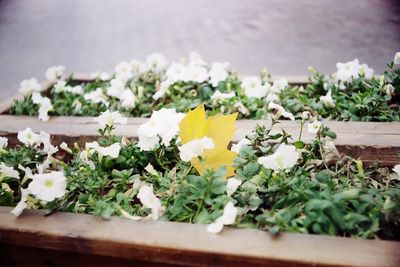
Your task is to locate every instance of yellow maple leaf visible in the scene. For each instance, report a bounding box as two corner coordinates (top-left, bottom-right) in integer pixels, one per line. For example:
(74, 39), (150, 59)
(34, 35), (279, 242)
(179, 104), (238, 178)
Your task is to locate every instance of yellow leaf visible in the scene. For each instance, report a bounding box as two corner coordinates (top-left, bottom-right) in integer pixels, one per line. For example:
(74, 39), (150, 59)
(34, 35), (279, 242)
(192, 148), (237, 178)
(179, 104), (207, 144)
(179, 105), (239, 178)
(206, 113), (238, 149)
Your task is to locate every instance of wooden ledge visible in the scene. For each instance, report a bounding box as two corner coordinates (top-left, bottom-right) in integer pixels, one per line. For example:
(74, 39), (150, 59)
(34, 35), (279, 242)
(0, 207), (399, 267)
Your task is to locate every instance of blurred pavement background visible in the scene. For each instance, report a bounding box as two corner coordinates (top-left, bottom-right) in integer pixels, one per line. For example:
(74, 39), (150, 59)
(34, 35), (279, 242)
(0, 0), (399, 101)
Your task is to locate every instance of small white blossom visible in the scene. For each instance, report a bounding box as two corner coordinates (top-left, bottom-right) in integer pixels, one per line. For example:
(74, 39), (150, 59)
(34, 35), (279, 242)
(86, 142), (121, 158)
(11, 188), (30, 216)
(207, 202), (238, 234)
(210, 90), (235, 101)
(31, 92), (53, 121)
(137, 108), (185, 151)
(0, 137), (8, 149)
(59, 142), (72, 154)
(188, 51), (207, 67)
(84, 88), (109, 106)
(94, 110), (127, 128)
(266, 93), (279, 103)
(268, 102), (295, 121)
(234, 102), (250, 115)
(226, 178), (242, 196)
(258, 144), (300, 172)
(107, 78), (126, 99)
(209, 62), (229, 87)
(178, 137), (214, 161)
(0, 162), (20, 179)
(28, 171), (67, 202)
(166, 63), (189, 82)
(187, 65), (209, 83)
(307, 121), (322, 134)
(270, 78), (288, 94)
(144, 53), (168, 74)
(17, 128), (41, 146)
(230, 138), (251, 154)
(392, 164), (400, 179)
(45, 65), (65, 81)
(320, 89), (335, 108)
(394, 52), (400, 65)
(79, 150), (95, 170)
(18, 165), (33, 178)
(242, 76), (270, 99)
(335, 59), (374, 82)
(115, 61), (133, 82)
(91, 71), (111, 81)
(19, 78), (41, 95)
(38, 131), (58, 155)
(153, 80), (172, 100)
(384, 84), (395, 96)
(137, 184), (163, 220)
(120, 89), (136, 108)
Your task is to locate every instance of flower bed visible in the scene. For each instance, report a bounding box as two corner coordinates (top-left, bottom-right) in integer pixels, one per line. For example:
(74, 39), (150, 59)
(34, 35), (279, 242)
(2, 52), (400, 122)
(0, 106), (399, 240)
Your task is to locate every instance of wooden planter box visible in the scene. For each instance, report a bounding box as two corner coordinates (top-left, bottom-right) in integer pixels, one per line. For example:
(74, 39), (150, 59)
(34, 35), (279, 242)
(1, 73), (399, 166)
(0, 206), (399, 267)
(0, 75), (399, 266)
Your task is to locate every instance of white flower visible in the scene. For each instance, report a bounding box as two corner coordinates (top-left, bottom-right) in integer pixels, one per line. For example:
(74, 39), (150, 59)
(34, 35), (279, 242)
(28, 171), (67, 202)
(394, 52), (400, 65)
(38, 131), (58, 155)
(335, 59), (374, 82)
(0, 137), (8, 149)
(392, 164), (400, 179)
(234, 102), (250, 115)
(207, 202), (238, 234)
(320, 89), (335, 108)
(45, 65), (65, 81)
(226, 178), (242, 196)
(94, 110), (127, 128)
(72, 99), (82, 113)
(137, 108), (185, 151)
(153, 80), (172, 100)
(86, 142), (121, 158)
(230, 138), (251, 154)
(258, 144), (300, 171)
(270, 79), (288, 94)
(32, 92), (53, 121)
(137, 184), (163, 220)
(266, 93), (279, 103)
(54, 81), (82, 95)
(211, 90), (235, 101)
(187, 65), (209, 83)
(242, 76), (270, 99)
(91, 71), (111, 81)
(11, 188), (30, 216)
(0, 162), (19, 179)
(84, 88), (109, 105)
(79, 150), (95, 170)
(59, 142), (72, 154)
(384, 84), (395, 96)
(19, 78), (41, 95)
(130, 59), (145, 77)
(18, 165), (33, 178)
(107, 78), (126, 99)
(188, 51), (207, 67)
(115, 61), (133, 82)
(209, 63), (229, 87)
(178, 137), (214, 161)
(307, 121), (322, 134)
(17, 128), (41, 146)
(268, 102), (295, 121)
(166, 63), (189, 82)
(120, 89), (136, 108)
(145, 163), (159, 176)
(144, 53), (168, 74)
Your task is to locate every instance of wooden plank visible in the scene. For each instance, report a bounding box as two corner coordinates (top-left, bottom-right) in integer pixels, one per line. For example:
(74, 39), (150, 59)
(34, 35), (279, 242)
(0, 206), (399, 267)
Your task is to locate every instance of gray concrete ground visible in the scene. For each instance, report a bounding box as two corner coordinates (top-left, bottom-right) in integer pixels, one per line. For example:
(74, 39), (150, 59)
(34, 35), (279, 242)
(0, 0), (399, 102)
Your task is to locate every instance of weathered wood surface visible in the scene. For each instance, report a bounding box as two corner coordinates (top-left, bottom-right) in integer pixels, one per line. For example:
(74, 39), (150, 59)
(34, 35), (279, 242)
(0, 114), (399, 166)
(0, 207), (399, 267)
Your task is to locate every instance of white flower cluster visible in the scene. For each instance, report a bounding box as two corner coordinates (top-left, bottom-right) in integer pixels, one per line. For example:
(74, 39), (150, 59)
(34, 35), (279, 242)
(335, 59), (374, 83)
(7, 129), (68, 216)
(137, 108), (185, 151)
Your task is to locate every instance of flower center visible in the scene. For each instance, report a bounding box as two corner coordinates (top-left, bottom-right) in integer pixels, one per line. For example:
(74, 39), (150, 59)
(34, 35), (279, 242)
(44, 179), (53, 188)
